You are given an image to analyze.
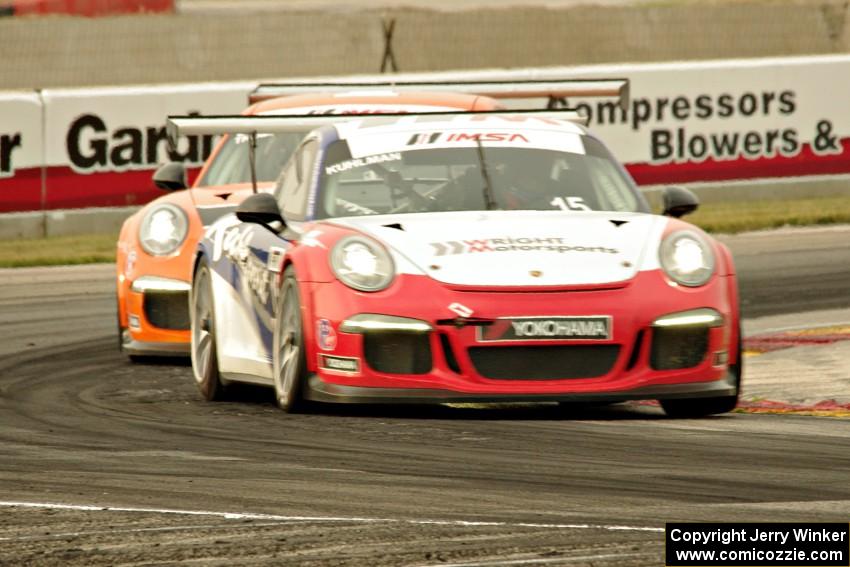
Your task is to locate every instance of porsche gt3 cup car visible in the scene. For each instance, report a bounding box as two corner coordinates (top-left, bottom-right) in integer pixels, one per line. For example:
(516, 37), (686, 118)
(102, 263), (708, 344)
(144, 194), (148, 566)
(115, 78), (627, 361)
(182, 109), (741, 418)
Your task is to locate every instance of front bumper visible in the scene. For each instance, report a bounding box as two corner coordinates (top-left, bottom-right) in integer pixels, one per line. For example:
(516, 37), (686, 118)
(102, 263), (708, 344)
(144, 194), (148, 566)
(301, 270), (739, 402)
(122, 276), (191, 356)
(120, 329), (191, 357)
(306, 371), (738, 404)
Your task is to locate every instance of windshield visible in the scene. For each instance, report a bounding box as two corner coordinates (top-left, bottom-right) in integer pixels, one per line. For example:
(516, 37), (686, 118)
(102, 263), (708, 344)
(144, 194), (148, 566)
(316, 135), (643, 218)
(198, 131), (307, 186)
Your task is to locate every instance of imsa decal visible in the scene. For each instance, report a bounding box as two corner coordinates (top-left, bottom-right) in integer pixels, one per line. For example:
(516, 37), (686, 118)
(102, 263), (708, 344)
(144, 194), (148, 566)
(406, 132), (529, 146)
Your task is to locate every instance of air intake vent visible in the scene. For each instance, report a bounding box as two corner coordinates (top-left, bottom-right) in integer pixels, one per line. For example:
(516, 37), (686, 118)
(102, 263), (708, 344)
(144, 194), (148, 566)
(363, 332), (432, 375)
(143, 290), (190, 330)
(469, 345), (620, 380)
(650, 327), (708, 370)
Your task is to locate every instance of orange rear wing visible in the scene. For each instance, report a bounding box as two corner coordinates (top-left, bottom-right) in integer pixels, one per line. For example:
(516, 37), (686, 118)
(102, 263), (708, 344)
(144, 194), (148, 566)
(248, 78), (629, 110)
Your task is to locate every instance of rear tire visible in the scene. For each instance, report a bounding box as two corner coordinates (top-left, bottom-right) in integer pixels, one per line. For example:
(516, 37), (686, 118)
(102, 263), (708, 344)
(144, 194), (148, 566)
(272, 266), (310, 413)
(191, 260), (228, 401)
(660, 323), (742, 418)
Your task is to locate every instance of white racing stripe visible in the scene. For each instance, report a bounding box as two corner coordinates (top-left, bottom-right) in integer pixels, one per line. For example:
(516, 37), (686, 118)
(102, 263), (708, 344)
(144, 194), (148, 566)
(0, 500), (662, 533)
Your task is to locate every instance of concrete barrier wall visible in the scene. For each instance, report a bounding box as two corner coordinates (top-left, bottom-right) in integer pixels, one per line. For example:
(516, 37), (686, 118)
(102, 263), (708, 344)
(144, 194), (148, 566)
(391, 3), (847, 71)
(0, 206), (139, 239)
(0, 0), (848, 89)
(0, 11), (384, 89)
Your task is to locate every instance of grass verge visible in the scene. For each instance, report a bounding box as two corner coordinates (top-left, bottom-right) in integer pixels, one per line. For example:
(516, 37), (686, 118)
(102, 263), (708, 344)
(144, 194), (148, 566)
(684, 195), (850, 234)
(1, 195), (849, 267)
(0, 232), (117, 268)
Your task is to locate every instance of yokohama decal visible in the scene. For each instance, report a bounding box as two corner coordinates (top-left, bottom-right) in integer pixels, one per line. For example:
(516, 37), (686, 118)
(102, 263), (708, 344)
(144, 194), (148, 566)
(478, 317), (612, 342)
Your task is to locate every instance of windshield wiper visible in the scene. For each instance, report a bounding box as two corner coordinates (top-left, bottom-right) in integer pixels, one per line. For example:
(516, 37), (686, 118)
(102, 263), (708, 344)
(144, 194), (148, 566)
(475, 139), (497, 211)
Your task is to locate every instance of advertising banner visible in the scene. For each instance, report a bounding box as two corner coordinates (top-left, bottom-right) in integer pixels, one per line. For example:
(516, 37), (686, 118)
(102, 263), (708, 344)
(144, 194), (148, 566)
(0, 55), (848, 213)
(39, 82), (252, 211)
(564, 55), (850, 186)
(0, 91), (43, 212)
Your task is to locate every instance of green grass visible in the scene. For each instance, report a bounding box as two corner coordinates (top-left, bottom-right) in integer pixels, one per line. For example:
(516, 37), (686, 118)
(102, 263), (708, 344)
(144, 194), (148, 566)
(1, 196), (849, 267)
(684, 195), (850, 234)
(0, 232), (117, 268)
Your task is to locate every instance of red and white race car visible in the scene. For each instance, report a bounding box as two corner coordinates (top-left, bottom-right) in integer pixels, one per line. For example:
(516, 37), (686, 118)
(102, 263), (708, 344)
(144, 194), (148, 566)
(174, 108), (741, 418)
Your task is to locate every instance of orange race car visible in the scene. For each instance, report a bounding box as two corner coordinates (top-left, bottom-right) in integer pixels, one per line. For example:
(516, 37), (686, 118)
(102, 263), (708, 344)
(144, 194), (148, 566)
(115, 78), (628, 360)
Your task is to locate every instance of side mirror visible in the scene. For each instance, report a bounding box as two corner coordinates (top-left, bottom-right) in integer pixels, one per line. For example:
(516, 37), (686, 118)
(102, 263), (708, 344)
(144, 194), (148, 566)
(236, 193), (285, 230)
(662, 186), (699, 218)
(153, 162), (188, 191)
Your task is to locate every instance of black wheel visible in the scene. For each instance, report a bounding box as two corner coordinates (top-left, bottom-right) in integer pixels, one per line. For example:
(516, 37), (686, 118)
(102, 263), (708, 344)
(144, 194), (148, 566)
(272, 266), (310, 413)
(660, 323), (743, 418)
(191, 260), (228, 401)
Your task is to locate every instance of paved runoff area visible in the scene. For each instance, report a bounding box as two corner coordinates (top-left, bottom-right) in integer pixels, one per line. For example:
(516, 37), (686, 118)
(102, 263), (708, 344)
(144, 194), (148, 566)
(742, 308), (850, 415)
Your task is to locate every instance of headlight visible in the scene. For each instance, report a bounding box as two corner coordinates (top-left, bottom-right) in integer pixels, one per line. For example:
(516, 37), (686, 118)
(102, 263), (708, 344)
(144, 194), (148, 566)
(659, 230), (715, 287)
(139, 203), (188, 256)
(330, 235), (395, 292)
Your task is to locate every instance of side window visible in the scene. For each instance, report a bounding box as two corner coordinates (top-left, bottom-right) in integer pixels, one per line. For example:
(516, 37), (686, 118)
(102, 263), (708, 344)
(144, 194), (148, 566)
(582, 137), (639, 213)
(299, 140), (318, 187)
(197, 135), (247, 186)
(279, 140), (317, 221)
(275, 160), (299, 213)
(200, 133), (304, 187)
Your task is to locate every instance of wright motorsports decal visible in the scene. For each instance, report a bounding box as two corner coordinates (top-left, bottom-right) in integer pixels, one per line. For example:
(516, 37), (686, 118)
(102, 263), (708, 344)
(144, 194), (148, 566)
(430, 237), (618, 256)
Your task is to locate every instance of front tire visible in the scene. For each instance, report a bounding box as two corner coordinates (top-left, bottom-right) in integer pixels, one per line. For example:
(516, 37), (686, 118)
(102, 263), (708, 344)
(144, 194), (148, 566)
(272, 266), (309, 413)
(660, 323), (743, 418)
(191, 260), (228, 401)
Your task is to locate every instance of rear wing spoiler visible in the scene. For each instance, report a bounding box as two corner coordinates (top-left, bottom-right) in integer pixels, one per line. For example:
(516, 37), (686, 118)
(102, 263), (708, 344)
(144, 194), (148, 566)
(249, 78), (629, 110)
(166, 108), (588, 148)
(167, 108), (589, 194)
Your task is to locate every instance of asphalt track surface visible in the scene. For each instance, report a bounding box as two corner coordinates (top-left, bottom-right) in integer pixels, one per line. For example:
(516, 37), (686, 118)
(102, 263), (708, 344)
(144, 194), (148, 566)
(1, 226), (849, 566)
(718, 226), (850, 318)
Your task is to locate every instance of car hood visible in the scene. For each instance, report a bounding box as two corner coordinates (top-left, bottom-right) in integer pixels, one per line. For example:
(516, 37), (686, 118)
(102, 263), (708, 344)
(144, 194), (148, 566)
(331, 210), (667, 288)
